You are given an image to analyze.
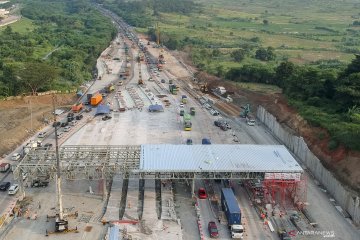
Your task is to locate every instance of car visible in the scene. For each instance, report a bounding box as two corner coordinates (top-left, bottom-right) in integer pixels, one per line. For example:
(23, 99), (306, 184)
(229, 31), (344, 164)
(31, 180), (49, 188)
(180, 103), (184, 108)
(38, 132), (47, 138)
(67, 116), (74, 122)
(11, 153), (21, 161)
(161, 79), (166, 83)
(157, 73), (160, 77)
(0, 182), (11, 191)
(198, 188), (207, 199)
(44, 143), (53, 149)
(64, 126), (71, 132)
(208, 221), (219, 238)
(56, 132), (64, 138)
(202, 138), (211, 145)
(60, 122), (68, 127)
(76, 114), (83, 120)
(69, 120), (78, 126)
(214, 120), (222, 127)
(67, 113), (74, 118)
(8, 184), (19, 195)
(186, 139), (193, 145)
(102, 115), (112, 121)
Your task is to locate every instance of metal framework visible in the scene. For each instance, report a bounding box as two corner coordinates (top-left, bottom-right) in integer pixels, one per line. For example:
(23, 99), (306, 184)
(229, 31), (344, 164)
(14, 145), (302, 181)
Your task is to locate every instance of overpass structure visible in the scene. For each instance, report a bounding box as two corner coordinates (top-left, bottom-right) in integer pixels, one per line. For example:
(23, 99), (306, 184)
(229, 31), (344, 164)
(14, 144), (303, 182)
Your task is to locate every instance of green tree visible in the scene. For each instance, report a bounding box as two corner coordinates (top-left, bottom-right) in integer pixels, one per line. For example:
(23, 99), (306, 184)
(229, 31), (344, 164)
(231, 49), (246, 62)
(19, 62), (59, 95)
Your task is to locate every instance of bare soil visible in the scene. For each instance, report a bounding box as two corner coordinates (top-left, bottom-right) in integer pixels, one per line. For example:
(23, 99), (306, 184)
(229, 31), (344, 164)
(0, 94), (76, 157)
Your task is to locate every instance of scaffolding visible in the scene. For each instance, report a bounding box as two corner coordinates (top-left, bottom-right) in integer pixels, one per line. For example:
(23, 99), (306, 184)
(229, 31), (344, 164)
(262, 174), (307, 209)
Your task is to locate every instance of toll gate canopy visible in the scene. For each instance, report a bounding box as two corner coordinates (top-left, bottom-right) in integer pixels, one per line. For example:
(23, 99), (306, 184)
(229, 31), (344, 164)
(14, 144), (303, 181)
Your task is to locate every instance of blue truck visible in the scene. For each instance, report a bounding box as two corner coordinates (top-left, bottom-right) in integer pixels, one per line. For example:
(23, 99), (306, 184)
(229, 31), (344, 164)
(221, 188), (244, 239)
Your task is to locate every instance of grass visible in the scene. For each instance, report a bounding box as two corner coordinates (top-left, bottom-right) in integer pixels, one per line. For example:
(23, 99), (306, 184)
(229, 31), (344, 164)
(143, 0), (360, 64)
(1, 17), (35, 34)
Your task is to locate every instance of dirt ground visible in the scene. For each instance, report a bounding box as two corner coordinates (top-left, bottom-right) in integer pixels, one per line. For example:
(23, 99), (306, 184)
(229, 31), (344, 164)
(0, 94), (77, 157)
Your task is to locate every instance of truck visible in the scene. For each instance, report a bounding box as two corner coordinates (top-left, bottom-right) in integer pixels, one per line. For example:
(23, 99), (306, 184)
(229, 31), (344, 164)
(169, 84), (177, 95)
(91, 93), (103, 106)
(0, 163), (10, 172)
(181, 95), (188, 104)
(190, 107), (195, 116)
(71, 103), (83, 113)
(183, 114), (192, 131)
(221, 188), (244, 239)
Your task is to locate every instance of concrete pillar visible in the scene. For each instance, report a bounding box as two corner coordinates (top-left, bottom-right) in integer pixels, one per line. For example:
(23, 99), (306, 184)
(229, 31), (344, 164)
(18, 170), (26, 198)
(191, 179), (195, 197)
(102, 170), (107, 200)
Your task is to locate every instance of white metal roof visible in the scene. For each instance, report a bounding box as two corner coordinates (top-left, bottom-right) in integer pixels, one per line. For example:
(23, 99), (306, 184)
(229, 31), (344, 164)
(140, 145), (303, 173)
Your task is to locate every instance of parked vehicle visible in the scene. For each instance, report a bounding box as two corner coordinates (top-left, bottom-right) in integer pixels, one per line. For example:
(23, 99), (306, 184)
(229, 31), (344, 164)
(0, 182), (11, 191)
(161, 79), (166, 83)
(8, 184), (19, 195)
(38, 132), (47, 138)
(11, 153), (21, 161)
(220, 124), (228, 131)
(52, 121), (61, 127)
(75, 114), (83, 120)
(67, 112), (74, 118)
(60, 122), (68, 127)
(64, 126), (71, 132)
(198, 188), (207, 199)
(0, 163), (10, 172)
(202, 138), (211, 145)
(208, 221), (219, 238)
(186, 139), (193, 145)
(180, 109), (185, 116)
(91, 93), (103, 106)
(221, 188), (244, 239)
(56, 132), (64, 138)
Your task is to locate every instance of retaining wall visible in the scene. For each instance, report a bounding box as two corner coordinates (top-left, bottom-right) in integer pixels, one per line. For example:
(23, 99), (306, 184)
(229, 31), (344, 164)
(257, 106), (360, 225)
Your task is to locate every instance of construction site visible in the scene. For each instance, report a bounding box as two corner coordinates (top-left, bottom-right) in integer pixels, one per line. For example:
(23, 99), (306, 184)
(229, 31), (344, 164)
(0, 4), (359, 240)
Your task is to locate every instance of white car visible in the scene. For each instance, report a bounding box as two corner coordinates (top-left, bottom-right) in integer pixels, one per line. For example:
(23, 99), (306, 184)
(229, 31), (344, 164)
(180, 103), (184, 108)
(11, 153), (21, 161)
(69, 121), (77, 126)
(8, 184), (19, 195)
(38, 132), (47, 138)
(64, 126), (71, 132)
(56, 132), (64, 138)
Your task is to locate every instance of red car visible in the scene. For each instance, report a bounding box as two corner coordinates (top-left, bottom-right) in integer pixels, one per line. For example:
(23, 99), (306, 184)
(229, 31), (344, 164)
(208, 221), (219, 238)
(198, 188), (207, 199)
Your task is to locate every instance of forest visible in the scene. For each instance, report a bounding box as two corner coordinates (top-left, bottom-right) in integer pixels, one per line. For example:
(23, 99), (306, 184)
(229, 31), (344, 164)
(0, 0), (116, 96)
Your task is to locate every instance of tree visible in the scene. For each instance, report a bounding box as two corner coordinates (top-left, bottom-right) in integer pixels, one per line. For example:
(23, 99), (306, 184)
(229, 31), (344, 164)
(263, 19), (269, 25)
(231, 49), (246, 62)
(19, 62), (58, 95)
(255, 47), (275, 61)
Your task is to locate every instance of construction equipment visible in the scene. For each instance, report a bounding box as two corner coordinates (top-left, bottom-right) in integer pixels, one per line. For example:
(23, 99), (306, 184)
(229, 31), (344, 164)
(71, 103), (83, 113)
(240, 104), (250, 118)
(200, 83), (209, 93)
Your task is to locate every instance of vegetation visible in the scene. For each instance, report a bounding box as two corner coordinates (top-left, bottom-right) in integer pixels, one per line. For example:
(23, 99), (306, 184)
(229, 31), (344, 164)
(99, 0), (360, 151)
(0, 0), (116, 96)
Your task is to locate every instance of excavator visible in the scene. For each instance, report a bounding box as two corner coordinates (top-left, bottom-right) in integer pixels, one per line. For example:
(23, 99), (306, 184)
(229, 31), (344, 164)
(199, 82), (209, 93)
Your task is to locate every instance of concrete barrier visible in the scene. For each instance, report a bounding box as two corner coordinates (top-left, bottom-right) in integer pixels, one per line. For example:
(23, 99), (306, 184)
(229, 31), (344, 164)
(257, 106), (360, 225)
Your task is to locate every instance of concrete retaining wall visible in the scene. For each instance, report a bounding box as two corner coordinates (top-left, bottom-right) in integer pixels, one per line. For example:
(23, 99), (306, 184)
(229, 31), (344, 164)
(257, 106), (360, 225)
